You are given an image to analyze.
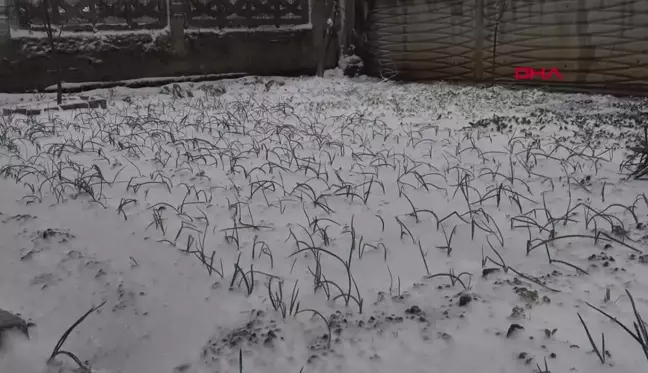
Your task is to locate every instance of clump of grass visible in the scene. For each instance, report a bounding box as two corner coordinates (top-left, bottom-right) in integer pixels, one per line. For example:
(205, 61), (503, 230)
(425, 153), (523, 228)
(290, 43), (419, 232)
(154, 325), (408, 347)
(48, 301), (106, 371)
(581, 289), (648, 363)
(621, 126), (648, 179)
(577, 313), (607, 363)
(267, 278), (300, 318)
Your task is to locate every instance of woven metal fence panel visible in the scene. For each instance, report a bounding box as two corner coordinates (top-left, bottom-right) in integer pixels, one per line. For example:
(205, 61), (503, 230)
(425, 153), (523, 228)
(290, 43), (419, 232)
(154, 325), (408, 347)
(367, 0), (478, 80)
(483, 0), (648, 90)
(367, 0), (648, 92)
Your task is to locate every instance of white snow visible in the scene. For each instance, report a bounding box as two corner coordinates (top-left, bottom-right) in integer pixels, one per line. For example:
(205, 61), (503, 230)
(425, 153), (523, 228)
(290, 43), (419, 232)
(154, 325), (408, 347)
(40, 73), (246, 92)
(10, 23), (312, 39)
(9, 27), (171, 39)
(1, 72), (648, 373)
(185, 23), (313, 34)
(1, 95), (104, 113)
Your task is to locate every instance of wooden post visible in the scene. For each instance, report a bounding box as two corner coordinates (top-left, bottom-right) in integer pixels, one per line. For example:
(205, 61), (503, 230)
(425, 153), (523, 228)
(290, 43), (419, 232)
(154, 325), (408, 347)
(88, 0), (97, 30)
(170, 0), (186, 55)
(341, 0), (355, 55)
(50, 0), (60, 26)
(311, 0), (325, 48)
(316, 0), (336, 77)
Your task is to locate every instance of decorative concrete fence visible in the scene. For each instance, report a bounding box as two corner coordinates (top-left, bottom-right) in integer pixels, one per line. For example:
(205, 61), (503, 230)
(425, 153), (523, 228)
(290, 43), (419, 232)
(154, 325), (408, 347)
(0, 0), (10, 37)
(0, 0), (336, 92)
(8, 0), (309, 31)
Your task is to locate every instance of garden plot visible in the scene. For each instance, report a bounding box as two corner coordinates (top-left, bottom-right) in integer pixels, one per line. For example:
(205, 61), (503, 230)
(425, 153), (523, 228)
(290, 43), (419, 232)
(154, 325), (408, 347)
(1, 75), (648, 373)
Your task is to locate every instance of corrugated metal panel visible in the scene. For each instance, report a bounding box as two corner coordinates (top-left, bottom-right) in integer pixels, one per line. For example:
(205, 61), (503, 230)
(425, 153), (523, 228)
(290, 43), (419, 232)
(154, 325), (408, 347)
(367, 0), (648, 92)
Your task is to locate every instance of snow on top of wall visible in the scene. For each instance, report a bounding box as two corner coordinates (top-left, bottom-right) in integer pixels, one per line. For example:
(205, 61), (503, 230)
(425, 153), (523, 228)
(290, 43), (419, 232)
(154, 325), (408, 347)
(10, 22), (312, 39)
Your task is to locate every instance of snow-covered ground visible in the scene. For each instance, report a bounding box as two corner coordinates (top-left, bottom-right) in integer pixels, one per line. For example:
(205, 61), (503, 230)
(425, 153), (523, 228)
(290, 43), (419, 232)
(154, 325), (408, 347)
(1, 72), (648, 373)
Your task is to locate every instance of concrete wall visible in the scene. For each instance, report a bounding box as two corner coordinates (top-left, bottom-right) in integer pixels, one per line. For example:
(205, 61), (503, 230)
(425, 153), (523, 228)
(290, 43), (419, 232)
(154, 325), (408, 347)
(365, 0), (648, 93)
(0, 0), (337, 93)
(0, 0), (8, 39)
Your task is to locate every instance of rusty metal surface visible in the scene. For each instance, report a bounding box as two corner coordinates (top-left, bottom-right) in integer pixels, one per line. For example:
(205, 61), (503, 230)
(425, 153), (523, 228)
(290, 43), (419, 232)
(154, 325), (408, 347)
(366, 0), (648, 93)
